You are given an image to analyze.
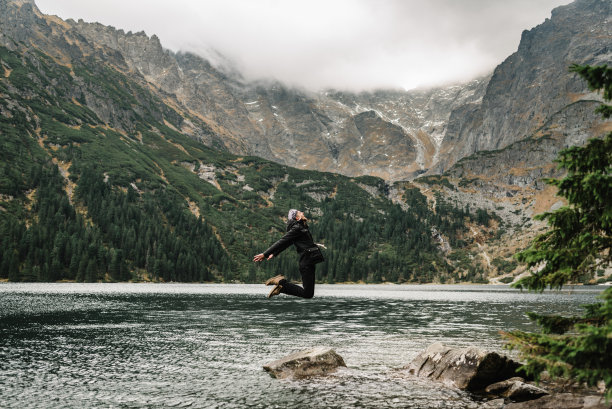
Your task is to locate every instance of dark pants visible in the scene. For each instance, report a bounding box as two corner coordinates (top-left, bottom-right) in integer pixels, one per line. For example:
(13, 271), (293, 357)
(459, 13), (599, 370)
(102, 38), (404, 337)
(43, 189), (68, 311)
(280, 254), (315, 298)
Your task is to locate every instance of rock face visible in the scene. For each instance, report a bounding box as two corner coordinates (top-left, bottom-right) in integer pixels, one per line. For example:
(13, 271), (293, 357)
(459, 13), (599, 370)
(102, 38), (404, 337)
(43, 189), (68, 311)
(444, 100), (610, 194)
(437, 0), (611, 173)
(263, 347), (346, 379)
(405, 342), (522, 391)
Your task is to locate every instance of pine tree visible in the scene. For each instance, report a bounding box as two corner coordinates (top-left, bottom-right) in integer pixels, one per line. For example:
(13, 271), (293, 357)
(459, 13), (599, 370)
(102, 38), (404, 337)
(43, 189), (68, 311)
(7, 249), (20, 282)
(503, 64), (612, 399)
(109, 249), (121, 281)
(85, 258), (98, 282)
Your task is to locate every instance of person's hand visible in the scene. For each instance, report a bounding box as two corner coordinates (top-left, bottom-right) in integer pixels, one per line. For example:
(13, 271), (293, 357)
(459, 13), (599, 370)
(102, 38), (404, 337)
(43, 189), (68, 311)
(253, 253), (274, 262)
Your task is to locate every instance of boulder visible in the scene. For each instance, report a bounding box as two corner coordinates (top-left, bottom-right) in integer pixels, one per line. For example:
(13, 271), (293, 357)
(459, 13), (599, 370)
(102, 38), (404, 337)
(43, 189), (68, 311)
(263, 347), (346, 379)
(486, 377), (526, 395)
(503, 393), (611, 409)
(486, 378), (548, 402)
(504, 382), (549, 402)
(405, 342), (522, 391)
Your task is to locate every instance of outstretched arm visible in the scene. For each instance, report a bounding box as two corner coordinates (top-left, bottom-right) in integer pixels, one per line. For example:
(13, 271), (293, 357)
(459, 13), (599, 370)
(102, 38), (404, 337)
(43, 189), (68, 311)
(254, 224), (302, 261)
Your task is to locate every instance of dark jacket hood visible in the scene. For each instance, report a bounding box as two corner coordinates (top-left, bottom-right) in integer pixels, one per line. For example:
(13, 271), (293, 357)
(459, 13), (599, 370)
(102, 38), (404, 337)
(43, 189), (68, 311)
(286, 218), (307, 232)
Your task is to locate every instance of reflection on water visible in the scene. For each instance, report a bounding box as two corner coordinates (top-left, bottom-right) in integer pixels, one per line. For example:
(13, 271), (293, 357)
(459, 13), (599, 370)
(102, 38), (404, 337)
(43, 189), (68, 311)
(0, 283), (604, 408)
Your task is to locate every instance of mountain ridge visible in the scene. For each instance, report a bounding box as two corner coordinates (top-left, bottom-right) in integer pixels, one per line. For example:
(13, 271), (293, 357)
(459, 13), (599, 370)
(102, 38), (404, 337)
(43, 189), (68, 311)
(2, 0), (608, 183)
(0, 22), (501, 284)
(0, 0), (610, 285)
(21, 1), (491, 180)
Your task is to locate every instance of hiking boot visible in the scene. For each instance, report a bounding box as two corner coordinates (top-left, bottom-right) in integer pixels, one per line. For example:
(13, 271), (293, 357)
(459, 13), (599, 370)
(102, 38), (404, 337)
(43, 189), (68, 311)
(267, 284), (283, 298)
(265, 275), (285, 286)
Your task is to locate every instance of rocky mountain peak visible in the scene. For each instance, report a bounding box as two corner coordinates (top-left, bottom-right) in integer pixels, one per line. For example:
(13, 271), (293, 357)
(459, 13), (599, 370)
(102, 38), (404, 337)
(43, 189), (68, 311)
(24, 4), (486, 181)
(1, 0), (608, 183)
(435, 0), (611, 174)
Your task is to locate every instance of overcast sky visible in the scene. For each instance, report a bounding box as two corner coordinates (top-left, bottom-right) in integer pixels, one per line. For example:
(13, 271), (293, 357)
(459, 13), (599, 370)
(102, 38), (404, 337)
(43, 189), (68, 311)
(35, 0), (572, 91)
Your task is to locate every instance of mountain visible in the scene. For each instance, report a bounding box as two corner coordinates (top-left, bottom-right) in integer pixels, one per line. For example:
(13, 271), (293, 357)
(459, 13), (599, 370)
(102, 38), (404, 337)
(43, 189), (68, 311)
(39, 0), (610, 182)
(415, 0), (611, 224)
(0, 0), (610, 285)
(0, 0), (491, 181)
(435, 0), (611, 173)
(1, 1), (608, 184)
(0, 0), (501, 284)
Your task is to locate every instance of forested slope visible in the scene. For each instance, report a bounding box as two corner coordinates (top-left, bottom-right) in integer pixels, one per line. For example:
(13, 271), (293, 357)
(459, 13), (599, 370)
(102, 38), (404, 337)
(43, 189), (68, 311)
(0, 43), (495, 284)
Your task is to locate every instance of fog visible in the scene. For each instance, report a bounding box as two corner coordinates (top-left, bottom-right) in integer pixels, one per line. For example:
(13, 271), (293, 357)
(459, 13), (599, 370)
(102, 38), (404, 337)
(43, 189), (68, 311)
(35, 0), (572, 91)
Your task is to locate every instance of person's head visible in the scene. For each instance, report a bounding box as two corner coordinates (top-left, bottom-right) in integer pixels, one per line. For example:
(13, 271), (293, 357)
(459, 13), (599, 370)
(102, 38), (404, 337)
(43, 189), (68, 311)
(288, 209), (306, 222)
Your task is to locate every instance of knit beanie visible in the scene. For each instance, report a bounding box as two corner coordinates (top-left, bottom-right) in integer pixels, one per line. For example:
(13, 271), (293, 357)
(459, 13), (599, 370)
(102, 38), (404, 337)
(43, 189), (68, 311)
(287, 209), (298, 221)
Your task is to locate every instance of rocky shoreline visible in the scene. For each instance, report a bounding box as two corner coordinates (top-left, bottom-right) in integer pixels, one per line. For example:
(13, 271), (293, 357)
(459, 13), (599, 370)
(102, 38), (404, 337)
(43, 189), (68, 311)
(264, 343), (610, 409)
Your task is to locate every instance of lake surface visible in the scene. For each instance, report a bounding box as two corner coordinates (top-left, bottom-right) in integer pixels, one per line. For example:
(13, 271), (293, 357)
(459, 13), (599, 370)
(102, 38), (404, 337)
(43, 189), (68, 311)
(0, 283), (606, 408)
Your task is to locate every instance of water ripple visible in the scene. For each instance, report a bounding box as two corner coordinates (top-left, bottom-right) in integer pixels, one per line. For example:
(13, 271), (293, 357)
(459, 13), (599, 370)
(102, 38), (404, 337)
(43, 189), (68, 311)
(0, 283), (604, 408)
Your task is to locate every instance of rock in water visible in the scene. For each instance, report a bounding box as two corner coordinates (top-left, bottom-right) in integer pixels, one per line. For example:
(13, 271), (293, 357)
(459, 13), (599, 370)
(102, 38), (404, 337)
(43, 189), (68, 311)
(485, 377), (526, 395)
(504, 382), (549, 402)
(405, 342), (521, 391)
(263, 347), (346, 379)
(486, 378), (548, 402)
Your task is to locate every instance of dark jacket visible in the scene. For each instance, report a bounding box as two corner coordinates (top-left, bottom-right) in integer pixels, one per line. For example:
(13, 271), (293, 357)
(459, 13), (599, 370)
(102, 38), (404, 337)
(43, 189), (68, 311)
(263, 219), (315, 258)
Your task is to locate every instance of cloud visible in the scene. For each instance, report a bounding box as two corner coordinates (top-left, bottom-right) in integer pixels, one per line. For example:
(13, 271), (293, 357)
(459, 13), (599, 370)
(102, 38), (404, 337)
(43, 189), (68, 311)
(35, 0), (572, 91)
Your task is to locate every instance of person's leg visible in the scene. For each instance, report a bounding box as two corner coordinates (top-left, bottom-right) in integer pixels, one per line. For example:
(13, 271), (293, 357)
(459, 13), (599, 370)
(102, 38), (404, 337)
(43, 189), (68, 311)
(300, 262), (315, 298)
(279, 260), (316, 298)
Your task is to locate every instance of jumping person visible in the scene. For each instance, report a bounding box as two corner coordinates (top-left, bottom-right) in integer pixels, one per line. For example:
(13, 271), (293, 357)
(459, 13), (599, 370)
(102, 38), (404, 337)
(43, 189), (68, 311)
(253, 209), (322, 299)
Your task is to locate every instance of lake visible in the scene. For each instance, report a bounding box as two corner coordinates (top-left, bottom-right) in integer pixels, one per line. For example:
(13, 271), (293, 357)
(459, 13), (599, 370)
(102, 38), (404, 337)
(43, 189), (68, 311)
(0, 283), (605, 408)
